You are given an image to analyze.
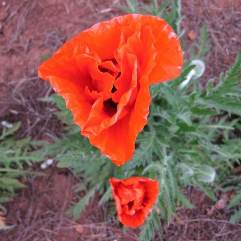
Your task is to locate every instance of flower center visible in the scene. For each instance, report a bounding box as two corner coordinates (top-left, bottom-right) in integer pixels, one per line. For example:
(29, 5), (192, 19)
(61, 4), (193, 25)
(98, 65), (115, 76)
(127, 200), (134, 210)
(97, 58), (121, 116)
(103, 98), (118, 116)
(125, 200), (136, 215)
(111, 85), (117, 93)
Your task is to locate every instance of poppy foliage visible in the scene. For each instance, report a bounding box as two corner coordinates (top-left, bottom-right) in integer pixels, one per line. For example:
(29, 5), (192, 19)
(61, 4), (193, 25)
(110, 177), (159, 228)
(38, 14), (183, 166)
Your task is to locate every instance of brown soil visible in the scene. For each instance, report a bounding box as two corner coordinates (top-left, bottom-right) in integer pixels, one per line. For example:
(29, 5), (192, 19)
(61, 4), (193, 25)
(182, 0), (241, 83)
(1, 0), (241, 136)
(163, 189), (241, 241)
(0, 0), (241, 241)
(0, 0), (121, 138)
(1, 170), (241, 241)
(0, 168), (136, 241)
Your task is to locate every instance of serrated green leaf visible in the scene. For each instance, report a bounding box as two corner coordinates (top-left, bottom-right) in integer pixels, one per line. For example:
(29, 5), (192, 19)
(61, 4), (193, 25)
(228, 192), (241, 209)
(196, 182), (217, 201)
(70, 187), (97, 219)
(177, 192), (194, 209)
(230, 208), (241, 224)
(139, 211), (162, 241)
(0, 177), (25, 189)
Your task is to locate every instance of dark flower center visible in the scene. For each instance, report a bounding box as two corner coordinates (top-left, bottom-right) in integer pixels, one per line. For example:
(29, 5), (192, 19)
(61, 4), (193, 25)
(103, 98), (118, 116)
(98, 58), (121, 89)
(98, 58), (121, 116)
(127, 200), (134, 210)
(98, 65), (115, 76)
(111, 85), (117, 93)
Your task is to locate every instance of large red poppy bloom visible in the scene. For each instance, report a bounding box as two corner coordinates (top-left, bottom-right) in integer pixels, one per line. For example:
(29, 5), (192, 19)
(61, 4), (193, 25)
(109, 177), (159, 228)
(38, 14), (183, 166)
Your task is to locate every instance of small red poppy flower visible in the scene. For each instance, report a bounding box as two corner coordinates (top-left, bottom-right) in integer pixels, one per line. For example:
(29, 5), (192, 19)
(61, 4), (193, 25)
(38, 14), (183, 166)
(109, 177), (159, 228)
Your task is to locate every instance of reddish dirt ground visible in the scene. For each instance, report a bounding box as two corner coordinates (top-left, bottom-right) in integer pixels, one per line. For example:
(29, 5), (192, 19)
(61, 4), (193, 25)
(1, 168), (137, 241)
(182, 0), (241, 83)
(0, 0), (241, 240)
(1, 168), (241, 241)
(0, 0), (121, 138)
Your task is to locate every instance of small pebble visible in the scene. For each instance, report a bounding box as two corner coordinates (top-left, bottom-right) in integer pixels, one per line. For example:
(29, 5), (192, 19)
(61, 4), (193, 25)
(46, 159), (54, 166)
(1, 121), (13, 129)
(40, 163), (47, 170)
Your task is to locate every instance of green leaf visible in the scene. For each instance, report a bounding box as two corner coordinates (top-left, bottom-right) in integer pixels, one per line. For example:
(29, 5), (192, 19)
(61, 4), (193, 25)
(177, 192), (194, 209)
(196, 182), (217, 201)
(139, 211), (162, 241)
(196, 165), (216, 183)
(0, 177), (25, 189)
(99, 187), (112, 205)
(0, 122), (21, 140)
(124, 0), (139, 13)
(70, 187), (97, 219)
(215, 52), (241, 95)
(228, 192), (241, 209)
(230, 208), (241, 224)
(199, 96), (241, 116)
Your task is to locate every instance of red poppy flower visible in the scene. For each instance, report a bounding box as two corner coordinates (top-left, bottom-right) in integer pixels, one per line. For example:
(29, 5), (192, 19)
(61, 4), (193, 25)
(109, 177), (159, 228)
(38, 14), (183, 166)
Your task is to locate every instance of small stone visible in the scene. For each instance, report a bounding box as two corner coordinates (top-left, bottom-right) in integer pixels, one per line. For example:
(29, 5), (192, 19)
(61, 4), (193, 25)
(40, 163), (47, 170)
(46, 159), (54, 166)
(1, 121), (13, 129)
(187, 30), (197, 41)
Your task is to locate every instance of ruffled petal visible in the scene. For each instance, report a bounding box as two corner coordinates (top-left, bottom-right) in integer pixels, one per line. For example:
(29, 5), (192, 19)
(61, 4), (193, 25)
(39, 53), (101, 126)
(141, 179), (160, 209)
(120, 210), (146, 228)
(72, 19), (122, 60)
(87, 80), (151, 166)
(146, 16), (183, 83)
(38, 14), (183, 166)
(109, 177), (159, 228)
(82, 53), (138, 137)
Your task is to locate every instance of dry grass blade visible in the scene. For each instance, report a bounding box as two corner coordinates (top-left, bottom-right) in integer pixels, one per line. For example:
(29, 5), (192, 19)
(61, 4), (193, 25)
(0, 212), (6, 226)
(0, 212), (14, 231)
